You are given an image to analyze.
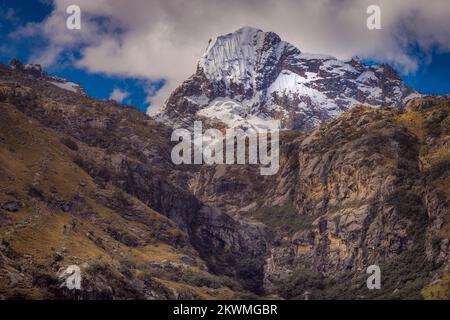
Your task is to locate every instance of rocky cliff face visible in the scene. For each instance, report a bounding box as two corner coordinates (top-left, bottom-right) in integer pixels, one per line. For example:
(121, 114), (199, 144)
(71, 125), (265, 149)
(190, 98), (450, 299)
(153, 27), (419, 131)
(0, 58), (448, 300)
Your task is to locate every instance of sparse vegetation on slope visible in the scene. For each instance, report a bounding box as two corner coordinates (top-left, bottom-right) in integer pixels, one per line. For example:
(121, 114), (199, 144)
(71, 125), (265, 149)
(0, 61), (448, 300)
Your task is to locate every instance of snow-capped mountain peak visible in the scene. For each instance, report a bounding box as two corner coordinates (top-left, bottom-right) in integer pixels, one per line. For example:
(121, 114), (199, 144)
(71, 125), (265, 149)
(152, 27), (420, 131)
(200, 27), (288, 86)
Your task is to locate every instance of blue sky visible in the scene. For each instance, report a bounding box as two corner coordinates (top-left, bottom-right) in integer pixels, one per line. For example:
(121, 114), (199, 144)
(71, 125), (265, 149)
(0, 0), (163, 112)
(1, 1), (449, 113)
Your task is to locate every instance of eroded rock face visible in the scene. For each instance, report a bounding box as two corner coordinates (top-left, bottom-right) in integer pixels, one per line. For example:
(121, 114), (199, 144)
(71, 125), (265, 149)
(192, 101), (449, 299)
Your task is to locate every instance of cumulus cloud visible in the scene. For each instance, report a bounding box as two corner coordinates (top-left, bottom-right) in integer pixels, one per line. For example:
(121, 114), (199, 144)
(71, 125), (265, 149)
(11, 0), (450, 113)
(109, 88), (129, 103)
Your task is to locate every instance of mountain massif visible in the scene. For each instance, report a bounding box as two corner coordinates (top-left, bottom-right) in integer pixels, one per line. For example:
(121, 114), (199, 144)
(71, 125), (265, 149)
(153, 27), (419, 131)
(0, 28), (449, 300)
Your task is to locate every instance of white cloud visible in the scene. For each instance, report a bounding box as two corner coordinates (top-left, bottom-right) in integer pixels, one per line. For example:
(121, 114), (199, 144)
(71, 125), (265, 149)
(109, 88), (129, 103)
(12, 0), (450, 113)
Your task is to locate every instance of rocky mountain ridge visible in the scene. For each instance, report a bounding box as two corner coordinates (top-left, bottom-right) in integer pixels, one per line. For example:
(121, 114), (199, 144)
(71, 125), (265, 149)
(10, 59), (85, 95)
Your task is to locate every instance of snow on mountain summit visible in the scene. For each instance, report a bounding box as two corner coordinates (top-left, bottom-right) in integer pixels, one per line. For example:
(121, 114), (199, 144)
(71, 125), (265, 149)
(152, 27), (420, 130)
(199, 27), (291, 88)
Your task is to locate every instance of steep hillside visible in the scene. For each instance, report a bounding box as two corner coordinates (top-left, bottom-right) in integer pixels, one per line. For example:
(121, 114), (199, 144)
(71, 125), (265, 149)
(0, 101), (264, 299)
(0, 63), (260, 299)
